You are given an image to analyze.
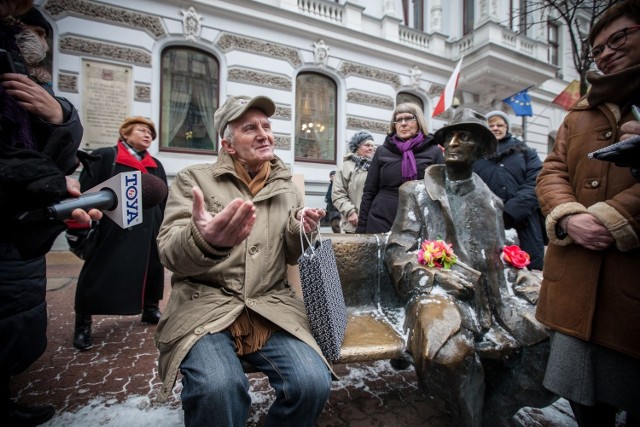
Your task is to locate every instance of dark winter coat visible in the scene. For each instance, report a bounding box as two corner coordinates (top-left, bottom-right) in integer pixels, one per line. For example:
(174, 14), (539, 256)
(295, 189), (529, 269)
(0, 86), (83, 379)
(473, 134), (545, 270)
(74, 142), (167, 315)
(356, 133), (444, 233)
(535, 64), (640, 359)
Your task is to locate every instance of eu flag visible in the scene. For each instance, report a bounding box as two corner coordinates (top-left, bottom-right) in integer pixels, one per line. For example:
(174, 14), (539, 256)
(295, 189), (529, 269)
(503, 88), (533, 116)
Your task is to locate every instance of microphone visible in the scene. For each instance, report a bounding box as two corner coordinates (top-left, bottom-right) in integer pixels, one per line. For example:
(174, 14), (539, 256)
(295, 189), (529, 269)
(16, 172), (167, 228)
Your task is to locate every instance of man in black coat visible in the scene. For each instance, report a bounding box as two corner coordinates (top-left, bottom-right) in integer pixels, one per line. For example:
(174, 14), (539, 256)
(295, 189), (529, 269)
(473, 110), (545, 270)
(0, 4), (100, 425)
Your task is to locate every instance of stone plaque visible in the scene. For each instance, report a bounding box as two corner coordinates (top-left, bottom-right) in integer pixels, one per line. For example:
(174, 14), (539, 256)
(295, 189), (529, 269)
(81, 60), (132, 150)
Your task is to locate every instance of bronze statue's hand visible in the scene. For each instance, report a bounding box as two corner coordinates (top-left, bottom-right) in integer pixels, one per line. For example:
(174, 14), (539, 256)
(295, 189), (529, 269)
(433, 268), (475, 299)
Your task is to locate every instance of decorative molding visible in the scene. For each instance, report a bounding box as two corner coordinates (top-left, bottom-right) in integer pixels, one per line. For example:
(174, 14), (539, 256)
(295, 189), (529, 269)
(339, 61), (401, 89)
(409, 65), (422, 89)
(346, 90), (394, 110)
(428, 83), (444, 97)
(346, 116), (389, 134)
(60, 36), (152, 66)
(313, 39), (329, 68)
(134, 84), (151, 102)
(44, 0), (166, 38)
(227, 68), (292, 91)
(217, 33), (302, 67)
(274, 134), (291, 150)
(180, 6), (202, 41)
(58, 73), (78, 93)
(274, 104), (292, 120)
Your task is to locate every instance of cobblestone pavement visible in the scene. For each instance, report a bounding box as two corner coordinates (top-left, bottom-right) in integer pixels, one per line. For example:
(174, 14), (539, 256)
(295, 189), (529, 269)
(10, 251), (577, 426)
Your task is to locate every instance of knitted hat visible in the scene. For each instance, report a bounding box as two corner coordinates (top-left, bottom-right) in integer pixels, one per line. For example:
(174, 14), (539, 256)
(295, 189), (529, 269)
(119, 116), (157, 140)
(214, 95), (276, 138)
(348, 130), (374, 153)
(486, 110), (510, 130)
(330, 170), (336, 177)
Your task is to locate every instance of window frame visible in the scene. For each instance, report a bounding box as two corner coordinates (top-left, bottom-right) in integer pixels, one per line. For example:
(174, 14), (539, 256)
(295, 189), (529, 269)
(158, 45), (220, 154)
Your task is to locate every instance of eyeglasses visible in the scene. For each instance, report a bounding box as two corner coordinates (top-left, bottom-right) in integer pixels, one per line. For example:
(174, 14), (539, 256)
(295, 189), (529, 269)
(394, 115), (417, 125)
(588, 25), (640, 61)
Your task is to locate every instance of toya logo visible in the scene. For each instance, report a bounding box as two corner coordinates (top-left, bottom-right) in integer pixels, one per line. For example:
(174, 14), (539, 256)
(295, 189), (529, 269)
(124, 173), (140, 226)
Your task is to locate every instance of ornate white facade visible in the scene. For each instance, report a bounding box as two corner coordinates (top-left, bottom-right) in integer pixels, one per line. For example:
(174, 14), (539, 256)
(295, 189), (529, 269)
(37, 0), (582, 206)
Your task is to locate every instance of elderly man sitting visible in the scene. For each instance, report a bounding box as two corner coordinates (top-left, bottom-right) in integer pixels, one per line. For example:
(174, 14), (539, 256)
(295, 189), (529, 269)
(384, 109), (555, 426)
(154, 95), (333, 427)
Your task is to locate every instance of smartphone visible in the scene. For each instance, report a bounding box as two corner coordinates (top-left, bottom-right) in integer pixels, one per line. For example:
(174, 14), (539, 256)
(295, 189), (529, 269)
(0, 48), (28, 75)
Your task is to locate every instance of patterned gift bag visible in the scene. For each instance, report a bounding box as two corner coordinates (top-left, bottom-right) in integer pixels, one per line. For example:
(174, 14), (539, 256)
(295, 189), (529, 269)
(297, 218), (347, 361)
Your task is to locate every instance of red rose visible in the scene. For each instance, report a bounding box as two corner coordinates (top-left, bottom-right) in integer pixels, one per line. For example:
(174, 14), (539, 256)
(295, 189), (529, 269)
(502, 245), (530, 269)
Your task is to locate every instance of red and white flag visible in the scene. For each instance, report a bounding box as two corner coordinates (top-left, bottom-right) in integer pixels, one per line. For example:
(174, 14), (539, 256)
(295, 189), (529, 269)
(432, 57), (463, 117)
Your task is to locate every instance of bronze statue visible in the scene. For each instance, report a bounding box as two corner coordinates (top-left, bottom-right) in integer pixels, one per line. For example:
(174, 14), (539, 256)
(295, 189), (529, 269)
(384, 109), (556, 426)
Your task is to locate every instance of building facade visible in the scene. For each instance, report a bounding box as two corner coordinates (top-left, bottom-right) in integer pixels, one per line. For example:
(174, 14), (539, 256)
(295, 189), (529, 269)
(37, 0), (584, 206)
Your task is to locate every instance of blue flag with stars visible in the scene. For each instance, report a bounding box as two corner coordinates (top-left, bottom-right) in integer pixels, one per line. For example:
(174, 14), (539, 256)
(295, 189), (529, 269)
(503, 87), (533, 116)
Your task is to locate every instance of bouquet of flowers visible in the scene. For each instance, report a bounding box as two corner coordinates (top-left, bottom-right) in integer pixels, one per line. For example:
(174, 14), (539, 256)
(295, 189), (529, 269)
(502, 245), (530, 269)
(417, 239), (457, 269)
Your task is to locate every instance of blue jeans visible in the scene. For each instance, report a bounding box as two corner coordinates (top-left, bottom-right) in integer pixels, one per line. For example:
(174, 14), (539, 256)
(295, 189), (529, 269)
(180, 330), (331, 427)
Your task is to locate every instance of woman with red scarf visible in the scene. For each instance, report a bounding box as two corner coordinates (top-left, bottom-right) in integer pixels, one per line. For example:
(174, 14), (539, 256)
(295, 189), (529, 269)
(72, 117), (167, 351)
(356, 103), (444, 233)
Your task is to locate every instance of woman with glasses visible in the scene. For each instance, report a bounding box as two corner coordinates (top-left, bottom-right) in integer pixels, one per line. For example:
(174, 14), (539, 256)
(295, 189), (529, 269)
(536, 1), (640, 426)
(332, 130), (375, 233)
(356, 103), (443, 233)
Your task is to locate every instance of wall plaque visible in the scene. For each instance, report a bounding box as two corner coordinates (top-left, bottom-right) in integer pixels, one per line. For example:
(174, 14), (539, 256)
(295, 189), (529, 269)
(81, 60), (132, 150)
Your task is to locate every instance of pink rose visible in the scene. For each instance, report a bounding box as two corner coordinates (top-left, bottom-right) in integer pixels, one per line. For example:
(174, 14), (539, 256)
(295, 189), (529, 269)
(502, 245), (530, 269)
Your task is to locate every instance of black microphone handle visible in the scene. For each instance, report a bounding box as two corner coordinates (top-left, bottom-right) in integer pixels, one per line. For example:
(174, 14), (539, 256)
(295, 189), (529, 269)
(47, 189), (118, 220)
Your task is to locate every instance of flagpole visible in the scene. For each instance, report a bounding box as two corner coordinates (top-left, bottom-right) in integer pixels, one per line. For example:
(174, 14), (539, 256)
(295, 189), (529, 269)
(522, 116), (527, 141)
(527, 103), (553, 127)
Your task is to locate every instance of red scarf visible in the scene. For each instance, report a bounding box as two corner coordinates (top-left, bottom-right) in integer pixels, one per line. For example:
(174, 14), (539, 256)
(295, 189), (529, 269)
(115, 141), (157, 173)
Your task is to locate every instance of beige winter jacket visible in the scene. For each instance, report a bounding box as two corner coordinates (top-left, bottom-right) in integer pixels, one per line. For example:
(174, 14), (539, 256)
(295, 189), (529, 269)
(154, 150), (333, 401)
(332, 153), (369, 233)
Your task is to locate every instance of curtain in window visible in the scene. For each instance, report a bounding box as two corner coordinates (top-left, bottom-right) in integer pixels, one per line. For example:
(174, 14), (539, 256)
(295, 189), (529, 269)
(295, 73), (337, 162)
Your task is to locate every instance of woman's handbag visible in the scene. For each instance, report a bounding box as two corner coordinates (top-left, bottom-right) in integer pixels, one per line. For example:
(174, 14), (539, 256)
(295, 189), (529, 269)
(65, 220), (100, 260)
(297, 215), (347, 361)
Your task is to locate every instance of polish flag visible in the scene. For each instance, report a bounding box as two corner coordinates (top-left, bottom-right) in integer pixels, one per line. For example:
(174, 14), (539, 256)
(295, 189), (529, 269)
(432, 57), (463, 117)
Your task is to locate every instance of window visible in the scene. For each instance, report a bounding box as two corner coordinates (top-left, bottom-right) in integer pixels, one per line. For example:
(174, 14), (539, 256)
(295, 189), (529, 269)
(396, 92), (424, 110)
(295, 73), (337, 163)
(463, 0), (474, 35)
(548, 20), (559, 66)
(160, 47), (219, 152)
(413, 0), (424, 31)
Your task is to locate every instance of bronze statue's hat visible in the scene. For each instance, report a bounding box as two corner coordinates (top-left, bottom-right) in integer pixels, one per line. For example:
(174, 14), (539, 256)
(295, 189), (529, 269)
(434, 108), (498, 155)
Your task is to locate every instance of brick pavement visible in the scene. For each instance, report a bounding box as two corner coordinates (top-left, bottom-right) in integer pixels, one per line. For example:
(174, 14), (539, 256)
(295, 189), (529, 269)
(9, 251), (577, 426)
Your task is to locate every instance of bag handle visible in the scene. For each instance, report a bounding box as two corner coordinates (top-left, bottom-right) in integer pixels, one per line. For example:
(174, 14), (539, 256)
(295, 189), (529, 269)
(299, 208), (323, 258)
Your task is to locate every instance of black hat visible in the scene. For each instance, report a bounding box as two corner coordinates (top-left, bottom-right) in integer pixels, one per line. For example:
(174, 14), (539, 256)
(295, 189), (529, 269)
(19, 8), (53, 38)
(434, 109), (497, 155)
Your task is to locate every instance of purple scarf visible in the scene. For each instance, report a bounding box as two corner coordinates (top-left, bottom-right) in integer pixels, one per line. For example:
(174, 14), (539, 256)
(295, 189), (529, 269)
(392, 131), (425, 182)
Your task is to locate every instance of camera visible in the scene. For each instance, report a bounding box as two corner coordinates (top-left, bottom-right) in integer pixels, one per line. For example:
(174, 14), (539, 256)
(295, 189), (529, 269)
(0, 48), (28, 75)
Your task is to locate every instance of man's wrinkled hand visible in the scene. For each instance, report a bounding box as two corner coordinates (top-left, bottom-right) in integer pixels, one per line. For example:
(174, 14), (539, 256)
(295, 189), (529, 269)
(1, 73), (63, 123)
(297, 207), (326, 233)
(191, 187), (256, 248)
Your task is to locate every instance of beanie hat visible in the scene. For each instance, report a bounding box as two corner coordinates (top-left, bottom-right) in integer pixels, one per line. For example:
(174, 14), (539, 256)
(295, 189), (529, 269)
(486, 110), (510, 130)
(348, 130), (374, 153)
(119, 116), (157, 140)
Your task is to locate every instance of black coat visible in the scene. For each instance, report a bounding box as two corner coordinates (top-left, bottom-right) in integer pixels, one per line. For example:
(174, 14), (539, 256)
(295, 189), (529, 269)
(473, 134), (545, 270)
(356, 133), (444, 233)
(74, 143), (167, 315)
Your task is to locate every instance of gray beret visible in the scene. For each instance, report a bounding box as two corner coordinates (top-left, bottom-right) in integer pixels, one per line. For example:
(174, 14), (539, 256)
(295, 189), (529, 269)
(348, 130), (374, 153)
(486, 110), (510, 130)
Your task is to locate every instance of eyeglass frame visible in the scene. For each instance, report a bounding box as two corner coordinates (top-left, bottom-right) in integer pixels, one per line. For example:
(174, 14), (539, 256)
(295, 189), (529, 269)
(588, 25), (640, 61)
(393, 114), (417, 125)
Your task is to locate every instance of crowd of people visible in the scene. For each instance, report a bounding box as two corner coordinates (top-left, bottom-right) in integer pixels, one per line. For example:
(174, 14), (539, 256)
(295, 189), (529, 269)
(1, 0), (639, 426)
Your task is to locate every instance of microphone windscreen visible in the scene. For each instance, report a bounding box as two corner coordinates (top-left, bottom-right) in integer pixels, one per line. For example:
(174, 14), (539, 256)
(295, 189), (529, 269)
(141, 174), (168, 209)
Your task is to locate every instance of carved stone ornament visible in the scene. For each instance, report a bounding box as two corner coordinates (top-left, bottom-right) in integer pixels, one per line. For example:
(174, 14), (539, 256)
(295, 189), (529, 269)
(409, 65), (422, 89)
(313, 39), (330, 68)
(180, 6), (202, 42)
